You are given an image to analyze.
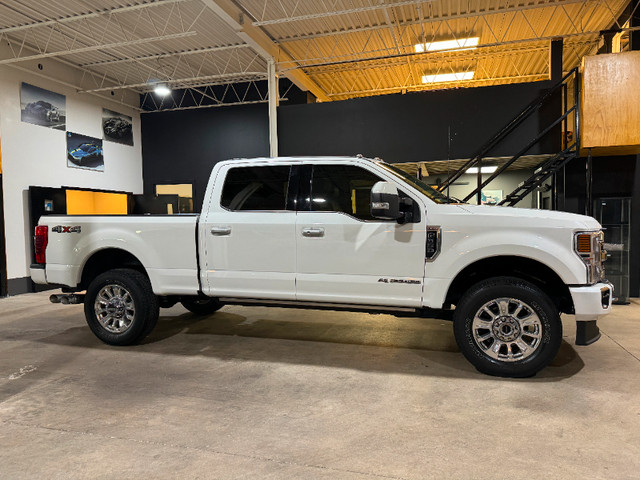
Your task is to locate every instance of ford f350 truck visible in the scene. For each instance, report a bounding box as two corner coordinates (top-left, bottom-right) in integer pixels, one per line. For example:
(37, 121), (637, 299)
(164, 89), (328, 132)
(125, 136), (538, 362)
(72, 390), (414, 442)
(30, 156), (612, 377)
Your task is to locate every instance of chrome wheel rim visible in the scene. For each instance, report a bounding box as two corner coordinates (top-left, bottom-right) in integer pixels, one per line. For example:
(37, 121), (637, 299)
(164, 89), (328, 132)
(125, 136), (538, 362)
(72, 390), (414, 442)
(94, 284), (136, 334)
(472, 298), (542, 362)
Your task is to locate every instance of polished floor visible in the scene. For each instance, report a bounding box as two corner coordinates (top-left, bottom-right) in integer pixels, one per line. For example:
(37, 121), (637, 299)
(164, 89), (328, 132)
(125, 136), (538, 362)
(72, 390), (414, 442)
(1, 291), (639, 479)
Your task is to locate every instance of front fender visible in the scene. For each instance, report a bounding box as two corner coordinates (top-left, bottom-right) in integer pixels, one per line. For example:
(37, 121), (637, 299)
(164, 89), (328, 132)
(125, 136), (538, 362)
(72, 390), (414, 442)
(422, 228), (587, 308)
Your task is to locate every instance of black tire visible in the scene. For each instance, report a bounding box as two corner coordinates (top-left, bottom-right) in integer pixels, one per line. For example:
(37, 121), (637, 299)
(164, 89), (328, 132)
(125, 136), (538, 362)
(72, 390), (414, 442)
(180, 296), (222, 315)
(84, 268), (159, 346)
(453, 277), (562, 378)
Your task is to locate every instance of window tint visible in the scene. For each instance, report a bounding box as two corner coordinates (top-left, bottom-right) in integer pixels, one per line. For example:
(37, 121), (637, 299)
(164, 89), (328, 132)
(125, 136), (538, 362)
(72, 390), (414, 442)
(310, 165), (383, 220)
(221, 166), (290, 211)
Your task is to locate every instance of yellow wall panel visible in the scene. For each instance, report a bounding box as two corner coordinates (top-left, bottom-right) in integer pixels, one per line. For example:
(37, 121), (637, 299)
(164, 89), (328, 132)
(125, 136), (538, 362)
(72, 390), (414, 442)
(66, 190), (127, 215)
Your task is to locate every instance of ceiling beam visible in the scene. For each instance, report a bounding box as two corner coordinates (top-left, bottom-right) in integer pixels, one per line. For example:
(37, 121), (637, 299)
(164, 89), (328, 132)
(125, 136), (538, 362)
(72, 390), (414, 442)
(0, 0), (189, 34)
(200, 0), (330, 101)
(274, 0), (591, 43)
(278, 29), (627, 71)
(80, 44), (250, 67)
(326, 73), (547, 98)
(0, 31), (197, 65)
(79, 71), (267, 93)
(251, 0), (431, 26)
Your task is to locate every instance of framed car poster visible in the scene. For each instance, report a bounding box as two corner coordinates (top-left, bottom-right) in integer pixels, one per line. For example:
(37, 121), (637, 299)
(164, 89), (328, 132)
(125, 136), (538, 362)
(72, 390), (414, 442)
(481, 189), (503, 205)
(67, 132), (104, 172)
(20, 82), (66, 130)
(102, 108), (133, 146)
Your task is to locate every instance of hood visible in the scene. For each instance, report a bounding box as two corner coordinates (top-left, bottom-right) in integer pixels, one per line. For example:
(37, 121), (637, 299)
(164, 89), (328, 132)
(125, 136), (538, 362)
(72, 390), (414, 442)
(454, 204), (601, 230)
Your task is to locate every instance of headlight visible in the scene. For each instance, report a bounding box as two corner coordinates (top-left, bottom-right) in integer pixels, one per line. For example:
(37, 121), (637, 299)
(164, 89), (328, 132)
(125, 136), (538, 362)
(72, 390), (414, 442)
(574, 231), (606, 284)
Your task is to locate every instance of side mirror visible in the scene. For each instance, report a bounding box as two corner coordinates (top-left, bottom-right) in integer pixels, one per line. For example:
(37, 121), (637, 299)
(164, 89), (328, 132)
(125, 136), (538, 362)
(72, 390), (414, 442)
(371, 181), (401, 220)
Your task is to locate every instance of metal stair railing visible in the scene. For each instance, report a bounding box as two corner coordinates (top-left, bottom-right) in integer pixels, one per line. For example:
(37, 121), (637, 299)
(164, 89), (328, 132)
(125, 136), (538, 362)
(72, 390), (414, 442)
(438, 67), (580, 205)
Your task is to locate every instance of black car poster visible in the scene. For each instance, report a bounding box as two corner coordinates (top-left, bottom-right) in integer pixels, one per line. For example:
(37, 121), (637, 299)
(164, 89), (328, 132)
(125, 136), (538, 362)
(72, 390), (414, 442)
(67, 132), (104, 172)
(102, 108), (133, 146)
(20, 82), (66, 130)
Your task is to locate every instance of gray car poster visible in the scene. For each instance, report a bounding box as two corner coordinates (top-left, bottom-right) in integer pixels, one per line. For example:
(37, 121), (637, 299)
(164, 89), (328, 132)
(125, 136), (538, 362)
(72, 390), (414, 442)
(67, 132), (104, 172)
(21, 82), (66, 130)
(102, 108), (133, 146)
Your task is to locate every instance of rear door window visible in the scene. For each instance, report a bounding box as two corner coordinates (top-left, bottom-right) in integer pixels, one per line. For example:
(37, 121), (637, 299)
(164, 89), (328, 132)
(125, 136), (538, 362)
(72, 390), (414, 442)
(221, 166), (291, 211)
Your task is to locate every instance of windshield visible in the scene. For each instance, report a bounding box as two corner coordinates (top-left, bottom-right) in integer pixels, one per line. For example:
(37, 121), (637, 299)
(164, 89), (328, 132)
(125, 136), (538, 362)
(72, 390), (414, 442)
(79, 144), (94, 151)
(377, 163), (462, 204)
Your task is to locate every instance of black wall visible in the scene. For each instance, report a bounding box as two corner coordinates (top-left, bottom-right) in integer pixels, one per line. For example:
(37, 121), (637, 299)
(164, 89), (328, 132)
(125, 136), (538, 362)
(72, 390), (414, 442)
(141, 81), (557, 211)
(141, 103), (269, 211)
(278, 81), (556, 162)
(563, 154), (640, 297)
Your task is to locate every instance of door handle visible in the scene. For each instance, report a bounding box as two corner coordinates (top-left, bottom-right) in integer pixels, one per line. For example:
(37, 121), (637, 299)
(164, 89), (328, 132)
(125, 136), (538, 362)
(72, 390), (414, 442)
(302, 227), (325, 238)
(211, 226), (231, 236)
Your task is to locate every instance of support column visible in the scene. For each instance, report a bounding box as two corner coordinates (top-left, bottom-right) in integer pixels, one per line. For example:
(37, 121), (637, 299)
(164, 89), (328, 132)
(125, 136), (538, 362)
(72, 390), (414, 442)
(267, 58), (279, 158)
(550, 38), (564, 210)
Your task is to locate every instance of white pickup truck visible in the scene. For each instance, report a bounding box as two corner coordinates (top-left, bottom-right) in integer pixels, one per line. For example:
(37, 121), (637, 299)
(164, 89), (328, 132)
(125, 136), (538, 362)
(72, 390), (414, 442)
(31, 156), (612, 377)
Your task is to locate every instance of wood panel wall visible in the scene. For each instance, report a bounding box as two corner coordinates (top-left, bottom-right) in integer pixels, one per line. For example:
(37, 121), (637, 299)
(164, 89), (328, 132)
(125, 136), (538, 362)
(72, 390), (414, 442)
(581, 51), (640, 156)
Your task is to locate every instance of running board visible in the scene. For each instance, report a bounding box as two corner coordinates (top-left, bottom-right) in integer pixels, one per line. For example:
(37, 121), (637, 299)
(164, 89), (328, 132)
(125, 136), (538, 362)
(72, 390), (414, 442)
(219, 297), (416, 314)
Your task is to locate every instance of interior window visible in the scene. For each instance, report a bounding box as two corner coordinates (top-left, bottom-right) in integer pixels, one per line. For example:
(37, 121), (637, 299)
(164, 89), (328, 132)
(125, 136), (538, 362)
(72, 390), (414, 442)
(221, 166), (290, 211)
(311, 165), (383, 220)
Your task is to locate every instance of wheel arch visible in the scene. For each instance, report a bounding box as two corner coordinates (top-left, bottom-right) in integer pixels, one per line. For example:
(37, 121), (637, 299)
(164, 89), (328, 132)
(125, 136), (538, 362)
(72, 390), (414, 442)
(80, 248), (149, 290)
(444, 255), (574, 314)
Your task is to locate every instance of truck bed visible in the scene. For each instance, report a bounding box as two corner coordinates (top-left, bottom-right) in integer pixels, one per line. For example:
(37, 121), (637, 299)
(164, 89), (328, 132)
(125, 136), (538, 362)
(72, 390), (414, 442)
(38, 214), (201, 295)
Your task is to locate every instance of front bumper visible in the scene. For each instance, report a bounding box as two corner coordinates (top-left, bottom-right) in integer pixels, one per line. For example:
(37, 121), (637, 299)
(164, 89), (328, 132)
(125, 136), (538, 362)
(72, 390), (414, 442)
(569, 281), (613, 346)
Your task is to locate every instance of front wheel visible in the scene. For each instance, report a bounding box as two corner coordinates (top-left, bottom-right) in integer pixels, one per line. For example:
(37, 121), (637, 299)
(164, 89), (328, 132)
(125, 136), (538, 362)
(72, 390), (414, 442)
(84, 268), (159, 346)
(453, 277), (562, 378)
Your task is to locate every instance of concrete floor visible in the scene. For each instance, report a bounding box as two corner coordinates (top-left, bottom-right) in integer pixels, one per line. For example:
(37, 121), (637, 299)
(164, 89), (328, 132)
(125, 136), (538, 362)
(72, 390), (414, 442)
(0, 292), (639, 479)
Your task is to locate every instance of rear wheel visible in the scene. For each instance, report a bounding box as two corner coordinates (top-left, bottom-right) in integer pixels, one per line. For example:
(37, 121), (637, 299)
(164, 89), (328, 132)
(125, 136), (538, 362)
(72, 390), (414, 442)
(180, 296), (222, 315)
(84, 268), (159, 345)
(453, 277), (562, 377)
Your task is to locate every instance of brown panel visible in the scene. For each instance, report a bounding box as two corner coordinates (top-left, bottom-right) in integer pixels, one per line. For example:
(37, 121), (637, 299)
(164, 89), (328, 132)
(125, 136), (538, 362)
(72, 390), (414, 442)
(581, 51), (640, 156)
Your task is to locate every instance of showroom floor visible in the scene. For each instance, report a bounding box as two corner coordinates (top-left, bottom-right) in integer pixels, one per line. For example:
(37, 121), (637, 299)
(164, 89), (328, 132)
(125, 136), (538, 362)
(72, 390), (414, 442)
(0, 291), (639, 479)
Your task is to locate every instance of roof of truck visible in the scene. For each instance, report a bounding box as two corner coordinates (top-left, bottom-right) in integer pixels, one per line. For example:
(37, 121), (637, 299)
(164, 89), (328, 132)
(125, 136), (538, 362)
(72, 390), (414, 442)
(224, 155), (383, 163)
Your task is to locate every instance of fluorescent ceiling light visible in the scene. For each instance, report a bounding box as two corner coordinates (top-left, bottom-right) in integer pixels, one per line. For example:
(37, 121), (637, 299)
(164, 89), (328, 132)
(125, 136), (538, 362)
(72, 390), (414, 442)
(466, 166), (498, 174)
(422, 71), (475, 83)
(154, 83), (171, 96)
(415, 37), (479, 53)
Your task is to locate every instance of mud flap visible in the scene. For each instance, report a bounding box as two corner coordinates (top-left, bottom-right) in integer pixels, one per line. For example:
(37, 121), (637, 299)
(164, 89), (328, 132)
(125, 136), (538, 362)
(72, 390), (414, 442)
(576, 320), (601, 346)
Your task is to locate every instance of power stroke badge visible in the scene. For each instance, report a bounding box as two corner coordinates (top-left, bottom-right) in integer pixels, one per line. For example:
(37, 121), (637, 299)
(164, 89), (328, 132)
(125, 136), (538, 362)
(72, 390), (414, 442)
(378, 278), (420, 284)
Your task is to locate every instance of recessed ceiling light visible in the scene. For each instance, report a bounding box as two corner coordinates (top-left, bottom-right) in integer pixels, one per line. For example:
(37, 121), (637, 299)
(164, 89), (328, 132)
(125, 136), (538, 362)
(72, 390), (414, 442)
(422, 71), (475, 83)
(466, 166), (498, 174)
(415, 37), (479, 53)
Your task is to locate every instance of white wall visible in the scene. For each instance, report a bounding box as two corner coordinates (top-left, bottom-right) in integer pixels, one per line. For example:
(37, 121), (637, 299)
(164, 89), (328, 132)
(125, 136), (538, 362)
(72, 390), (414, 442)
(425, 170), (536, 208)
(0, 62), (143, 283)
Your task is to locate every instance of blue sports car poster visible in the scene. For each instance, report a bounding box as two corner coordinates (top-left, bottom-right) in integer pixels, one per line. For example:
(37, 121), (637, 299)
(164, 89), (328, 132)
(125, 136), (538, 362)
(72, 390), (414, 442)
(67, 132), (104, 172)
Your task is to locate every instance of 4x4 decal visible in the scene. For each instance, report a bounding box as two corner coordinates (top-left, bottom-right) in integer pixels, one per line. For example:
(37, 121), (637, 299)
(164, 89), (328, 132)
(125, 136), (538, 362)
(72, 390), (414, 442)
(52, 225), (82, 233)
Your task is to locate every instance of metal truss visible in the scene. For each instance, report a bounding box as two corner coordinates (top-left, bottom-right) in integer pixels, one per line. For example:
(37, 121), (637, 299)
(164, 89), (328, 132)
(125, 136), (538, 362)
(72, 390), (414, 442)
(0, 0), (189, 34)
(0, 0), (199, 64)
(140, 76), (298, 112)
(0, 0), (211, 99)
(276, 0), (630, 70)
(272, 0), (591, 42)
(316, 38), (599, 99)
(81, 71), (267, 93)
(78, 44), (250, 68)
(250, 0), (429, 26)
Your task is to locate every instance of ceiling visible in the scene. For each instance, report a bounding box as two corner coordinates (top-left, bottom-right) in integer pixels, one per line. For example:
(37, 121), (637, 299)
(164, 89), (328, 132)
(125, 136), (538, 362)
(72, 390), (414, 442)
(0, 0), (635, 110)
